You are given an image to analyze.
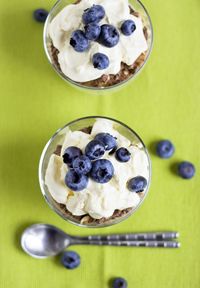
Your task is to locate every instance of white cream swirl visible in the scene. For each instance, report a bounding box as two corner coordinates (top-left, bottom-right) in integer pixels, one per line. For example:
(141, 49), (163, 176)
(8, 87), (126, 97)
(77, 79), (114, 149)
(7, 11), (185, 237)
(45, 119), (150, 219)
(49, 0), (148, 82)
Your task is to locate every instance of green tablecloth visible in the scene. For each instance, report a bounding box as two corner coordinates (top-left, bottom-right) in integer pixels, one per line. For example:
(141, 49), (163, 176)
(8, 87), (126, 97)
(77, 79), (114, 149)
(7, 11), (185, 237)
(0, 0), (200, 287)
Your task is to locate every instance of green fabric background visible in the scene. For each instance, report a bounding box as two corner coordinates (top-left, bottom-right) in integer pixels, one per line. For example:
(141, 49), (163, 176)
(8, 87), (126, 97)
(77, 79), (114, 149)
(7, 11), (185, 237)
(0, 0), (200, 287)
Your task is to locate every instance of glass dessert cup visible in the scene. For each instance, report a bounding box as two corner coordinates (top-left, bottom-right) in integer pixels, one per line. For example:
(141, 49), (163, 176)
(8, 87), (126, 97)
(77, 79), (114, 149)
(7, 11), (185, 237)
(39, 116), (152, 228)
(43, 0), (153, 91)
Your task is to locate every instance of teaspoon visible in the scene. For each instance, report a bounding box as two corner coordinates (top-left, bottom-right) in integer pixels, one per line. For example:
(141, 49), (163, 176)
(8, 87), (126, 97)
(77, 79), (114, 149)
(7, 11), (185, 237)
(21, 224), (180, 258)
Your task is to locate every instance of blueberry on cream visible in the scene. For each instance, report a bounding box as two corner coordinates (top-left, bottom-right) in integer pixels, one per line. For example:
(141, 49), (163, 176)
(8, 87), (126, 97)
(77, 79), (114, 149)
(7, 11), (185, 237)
(127, 176), (147, 192)
(115, 147), (131, 162)
(72, 155), (92, 175)
(70, 30), (89, 52)
(92, 53), (109, 70)
(84, 23), (101, 40)
(95, 133), (117, 150)
(90, 159), (114, 184)
(98, 24), (120, 48)
(65, 170), (88, 191)
(85, 140), (105, 160)
(121, 19), (136, 36)
(63, 146), (82, 166)
(82, 4), (105, 25)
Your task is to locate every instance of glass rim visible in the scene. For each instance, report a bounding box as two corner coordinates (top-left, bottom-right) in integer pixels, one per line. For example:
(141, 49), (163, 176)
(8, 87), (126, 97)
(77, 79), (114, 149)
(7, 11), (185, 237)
(43, 0), (154, 91)
(38, 116), (152, 228)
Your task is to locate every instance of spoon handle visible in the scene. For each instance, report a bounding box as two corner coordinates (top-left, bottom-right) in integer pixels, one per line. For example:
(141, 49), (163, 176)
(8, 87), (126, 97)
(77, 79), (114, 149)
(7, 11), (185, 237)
(78, 232), (179, 242)
(72, 239), (180, 248)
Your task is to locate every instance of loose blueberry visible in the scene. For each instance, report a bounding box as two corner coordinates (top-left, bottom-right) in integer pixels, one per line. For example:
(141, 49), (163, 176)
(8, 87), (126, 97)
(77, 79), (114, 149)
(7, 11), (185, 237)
(90, 159), (114, 184)
(85, 140), (105, 160)
(113, 277), (128, 288)
(99, 24), (120, 48)
(84, 23), (101, 40)
(65, 170), (88, 191)
(82, 5), (105, 25)
(178, 161), (195, 179)
(61, 251), (80, 269)
(121, 19), (136, 36)
(33, 9), (48, 23)
(70, 30), (89, 52)
(72, 155), (92, 175)
(63, 146), (82, 167)
(95, 133), (117, 150)
(127, 176), (147, 192)
(156, 140), (175, 159)
(115, 148), (131, 162)
(92, 53), (109, 70)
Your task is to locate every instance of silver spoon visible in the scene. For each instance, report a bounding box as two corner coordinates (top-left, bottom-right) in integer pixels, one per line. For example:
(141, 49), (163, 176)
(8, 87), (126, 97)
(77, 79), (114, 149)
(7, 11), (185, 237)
(21, 224), (180, 258)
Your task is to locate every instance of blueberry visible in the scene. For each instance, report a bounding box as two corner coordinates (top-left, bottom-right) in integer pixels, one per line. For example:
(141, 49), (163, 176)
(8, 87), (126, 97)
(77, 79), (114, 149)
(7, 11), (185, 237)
(99, 24), (120, 48)
(72, 155), (92, 175)
(61, 251), (80, 269)
(90, 159), (114, 183)
(84, 23), (101, 40)
(65, 170), (88, 191)
(92, 53), (109, 70)
(156, 140), (175, 159)
(121, 19), (136, 36)
(70, 30), (89, 52)
(62, 146), (82, 167)
(33, 9), (48, 23)
(113, 277), (127, 288)
(82, 5), (105, 25)
(178, 161), (195, 179)
(85, 140), (105, 160)
(95, 133), (117, 150)
(127, 176), (147, 192)
(115, 148), (131, 162)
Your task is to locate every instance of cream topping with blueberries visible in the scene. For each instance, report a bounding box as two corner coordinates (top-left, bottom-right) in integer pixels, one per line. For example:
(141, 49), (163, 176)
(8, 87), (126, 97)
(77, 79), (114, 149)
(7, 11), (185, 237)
(49, 0), (148, 82)
(45, 119), (150, 219)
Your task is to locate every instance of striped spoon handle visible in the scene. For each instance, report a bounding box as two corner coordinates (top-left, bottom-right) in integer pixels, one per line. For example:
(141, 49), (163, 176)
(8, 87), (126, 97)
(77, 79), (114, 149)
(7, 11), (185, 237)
(78, 232), (179, 242)
(72, 239), (180, 248)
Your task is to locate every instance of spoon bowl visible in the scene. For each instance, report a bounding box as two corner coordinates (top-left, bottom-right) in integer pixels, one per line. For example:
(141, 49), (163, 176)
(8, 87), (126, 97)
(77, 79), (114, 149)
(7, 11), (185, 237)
(21, 224), (71, 258)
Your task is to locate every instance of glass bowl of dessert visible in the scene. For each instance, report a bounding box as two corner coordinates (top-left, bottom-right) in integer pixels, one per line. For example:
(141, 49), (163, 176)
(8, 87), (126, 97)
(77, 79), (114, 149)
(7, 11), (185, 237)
(43, 0), (153, 91)
(39, 116), (151, 228)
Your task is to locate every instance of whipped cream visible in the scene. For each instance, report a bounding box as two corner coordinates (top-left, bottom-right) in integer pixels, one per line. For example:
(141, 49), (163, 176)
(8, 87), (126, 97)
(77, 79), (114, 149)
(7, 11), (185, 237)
(49, 0), (148, 82)
(45, 119), (150, 219)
